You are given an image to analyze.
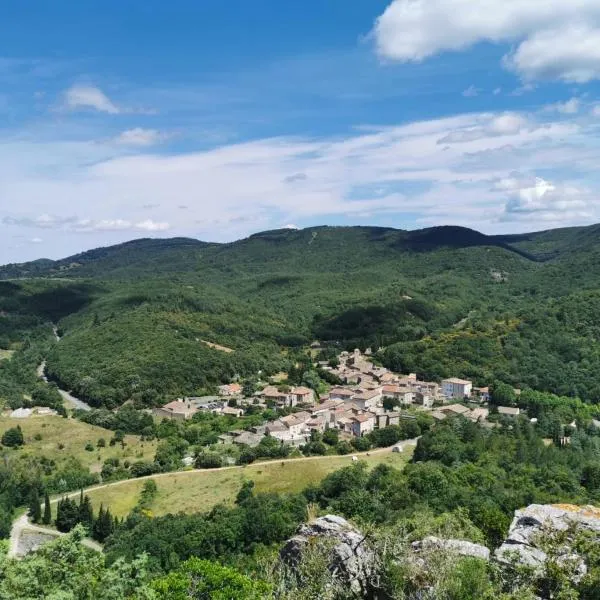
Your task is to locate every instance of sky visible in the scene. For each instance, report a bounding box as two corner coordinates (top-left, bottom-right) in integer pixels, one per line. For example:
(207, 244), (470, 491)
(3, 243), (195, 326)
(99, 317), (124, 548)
(3, 1), (600, 262)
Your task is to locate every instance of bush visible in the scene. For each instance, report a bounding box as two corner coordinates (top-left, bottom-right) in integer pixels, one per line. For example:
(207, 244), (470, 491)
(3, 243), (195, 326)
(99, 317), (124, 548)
(351, 436), (371, 451)
(336, 441), (353, 455)
(195, 452), (224, 469)
(2, 426), (24, 447)
(84, 442), (94, 452)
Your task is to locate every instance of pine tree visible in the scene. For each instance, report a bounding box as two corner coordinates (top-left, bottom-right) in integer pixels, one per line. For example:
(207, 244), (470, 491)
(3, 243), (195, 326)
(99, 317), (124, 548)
(93, 504), (115, 542)
(28, 489), (41, 524)
(42, 492), (52, 525)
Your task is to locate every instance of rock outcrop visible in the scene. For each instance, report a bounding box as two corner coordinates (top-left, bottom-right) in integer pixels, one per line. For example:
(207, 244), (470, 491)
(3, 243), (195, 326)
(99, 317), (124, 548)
(495, 503), (600, 579)
(280, 514), (375, 595)
(412, 536), (490, 561)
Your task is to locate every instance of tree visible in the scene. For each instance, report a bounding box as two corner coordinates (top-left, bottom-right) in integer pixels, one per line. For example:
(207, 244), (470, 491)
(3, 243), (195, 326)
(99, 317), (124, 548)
(242, 379), (257, 398)
(2, 425), (24, 447)
(490, 381), (517, 406)
(383, 396), (401, 411)
(42, 492), (52, 525)
(28, 489), (41, 524)
(322, 428), (339, 446)
(55, 497), (79, 532)
(93, 504), (115, 542)
(78, 493), (94, 531)
(152, 558), (271, 599)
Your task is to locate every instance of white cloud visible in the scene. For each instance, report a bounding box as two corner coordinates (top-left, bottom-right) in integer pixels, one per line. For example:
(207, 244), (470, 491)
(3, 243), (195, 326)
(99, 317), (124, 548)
(30, 237), (43, 244)
(114, 128), (166, 147)
(2, 215), (170, 233)
(462, 85), (481, 97)
(497, 175), (592, 222)
(493, 88), (502, 96)
(373, 0), (600, 82)
(283, 224), (299, 230)
(64, 85), (120, 114)
(544, 97), (580, 114)
(592, 105), (600, 117)
(438, 113), (530, 144)
(505, 24), (600, 83)
(1, 106), (599, 260)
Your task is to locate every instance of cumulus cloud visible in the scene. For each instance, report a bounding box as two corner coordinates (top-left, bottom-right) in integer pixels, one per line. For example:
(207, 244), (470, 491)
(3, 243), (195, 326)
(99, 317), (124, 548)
(64, 85), (120, 114)
(498, 175), (592, 222)
(114, 128), (167, 147)
(373, 0), (600, 82)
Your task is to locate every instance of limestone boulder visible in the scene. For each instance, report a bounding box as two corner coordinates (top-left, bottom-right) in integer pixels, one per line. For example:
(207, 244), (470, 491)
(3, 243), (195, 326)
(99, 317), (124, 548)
(280, 514), (375, 596)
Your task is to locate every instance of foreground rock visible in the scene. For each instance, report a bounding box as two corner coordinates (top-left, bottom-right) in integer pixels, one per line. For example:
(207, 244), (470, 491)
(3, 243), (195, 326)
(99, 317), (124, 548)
(412, 536), (490, 561)
(495, 503), (600, 579)
(280, 515), (375, 596)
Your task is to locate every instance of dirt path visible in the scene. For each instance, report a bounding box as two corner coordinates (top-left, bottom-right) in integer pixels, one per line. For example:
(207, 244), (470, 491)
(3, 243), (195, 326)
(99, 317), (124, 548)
(51, 438), (419, 503)
(8, 513), (102, 558)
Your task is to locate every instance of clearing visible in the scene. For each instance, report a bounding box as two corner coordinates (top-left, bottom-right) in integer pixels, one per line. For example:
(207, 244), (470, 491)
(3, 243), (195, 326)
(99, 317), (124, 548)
(200, 340), (234, 353)
(0, 416), (157, 473)
(85, 445), (414, 518)
(0, 349), (15, 360)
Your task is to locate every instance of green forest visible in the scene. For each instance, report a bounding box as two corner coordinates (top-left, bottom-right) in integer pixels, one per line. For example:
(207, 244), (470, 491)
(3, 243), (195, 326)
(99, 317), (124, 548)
(4, 224), (600, 407)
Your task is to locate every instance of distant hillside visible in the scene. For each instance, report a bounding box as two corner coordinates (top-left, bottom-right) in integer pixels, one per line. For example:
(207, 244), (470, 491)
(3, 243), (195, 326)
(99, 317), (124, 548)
(3, 223), (600, 406)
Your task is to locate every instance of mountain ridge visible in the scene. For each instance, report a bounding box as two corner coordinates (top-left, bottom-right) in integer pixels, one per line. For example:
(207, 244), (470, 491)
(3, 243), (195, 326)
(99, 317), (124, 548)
(3, 222), (598, 279)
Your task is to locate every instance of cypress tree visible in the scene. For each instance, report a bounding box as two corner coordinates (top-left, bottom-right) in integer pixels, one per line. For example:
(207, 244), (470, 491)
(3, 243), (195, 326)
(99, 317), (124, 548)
(28, 489), (41, 524)
(56, 497), (78, 532)
(78, 495), (94, 531)
(42, 492), (52, 525)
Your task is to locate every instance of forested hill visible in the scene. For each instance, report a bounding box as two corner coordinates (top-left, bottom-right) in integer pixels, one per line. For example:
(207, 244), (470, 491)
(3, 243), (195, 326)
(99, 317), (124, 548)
(4, 223), (600, 407)
(0, 224), (579, 279)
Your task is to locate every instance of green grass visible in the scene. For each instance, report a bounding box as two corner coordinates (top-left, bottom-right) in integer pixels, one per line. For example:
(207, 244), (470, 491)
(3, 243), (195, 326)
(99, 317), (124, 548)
(86, 446), (414, 518)
(0, 416), (157, 473)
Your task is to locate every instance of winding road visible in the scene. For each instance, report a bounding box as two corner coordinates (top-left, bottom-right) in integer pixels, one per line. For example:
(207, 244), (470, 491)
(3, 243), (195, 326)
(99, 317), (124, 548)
(37, 327), (92, 411)
(8, 513), (102, 558)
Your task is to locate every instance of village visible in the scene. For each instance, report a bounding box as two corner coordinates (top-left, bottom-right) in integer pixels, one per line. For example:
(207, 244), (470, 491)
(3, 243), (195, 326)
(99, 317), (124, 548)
(151, 348), (523, 448)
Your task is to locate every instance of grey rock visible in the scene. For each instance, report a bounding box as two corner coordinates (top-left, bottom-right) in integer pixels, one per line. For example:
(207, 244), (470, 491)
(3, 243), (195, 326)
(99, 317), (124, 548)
(495, 504), (600, 582)
(280, 514), (374, 595)
(413, 536), (490, 561)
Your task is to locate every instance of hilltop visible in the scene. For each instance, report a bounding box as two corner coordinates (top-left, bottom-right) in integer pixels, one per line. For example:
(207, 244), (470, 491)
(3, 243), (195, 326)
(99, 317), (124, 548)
(3, 223), (600, 407)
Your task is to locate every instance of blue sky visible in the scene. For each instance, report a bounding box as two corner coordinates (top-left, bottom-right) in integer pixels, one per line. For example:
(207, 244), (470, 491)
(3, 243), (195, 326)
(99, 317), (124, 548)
(3, 0), (600, 262)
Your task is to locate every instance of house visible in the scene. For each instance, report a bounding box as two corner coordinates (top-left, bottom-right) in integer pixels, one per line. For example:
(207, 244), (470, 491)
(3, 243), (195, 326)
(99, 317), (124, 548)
(352, 388), (382, 410)
(350, 413), (376, 437)
(266, 420), (290, 441)
(10, 408), (32, 419)
(262, 385), (298, 407)
(221, 406), (244, 418)
(153, 399), (198, 421)
(329, 388), (356, 401)
(431, 410), (448, 421)
(382, 385), (414, 406)
(440, 403), (470, 416)
(279, 411), (312, 436)
(291, 386), (315, 406)
(218, 383), (242, 397)
(441, 378), (473, 400)
(232, 431), (263, 447)
(498, 406), (520, 417)
(413, 392), (434, 409)
(473, 386), (490, 403)
(469, 407), (489, 422)
(376, 411), (401, 429)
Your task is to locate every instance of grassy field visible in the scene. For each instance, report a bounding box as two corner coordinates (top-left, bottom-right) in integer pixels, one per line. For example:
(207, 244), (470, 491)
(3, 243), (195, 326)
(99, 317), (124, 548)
(0, 416), (157, 472)
(85, 446), (414, 518)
